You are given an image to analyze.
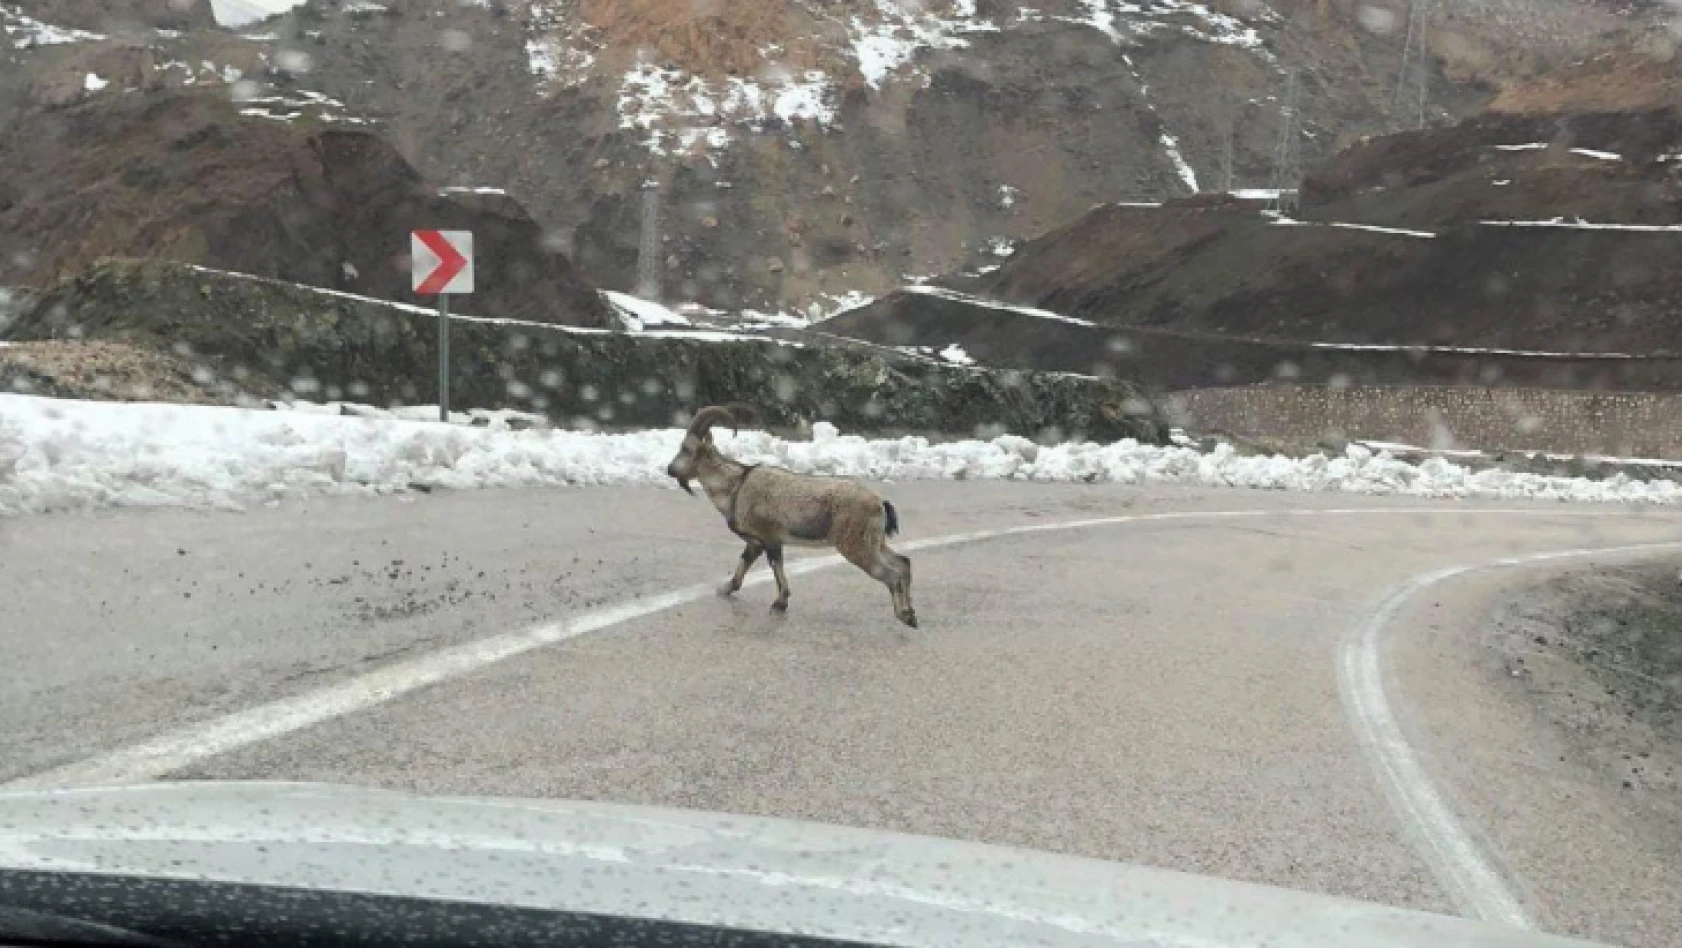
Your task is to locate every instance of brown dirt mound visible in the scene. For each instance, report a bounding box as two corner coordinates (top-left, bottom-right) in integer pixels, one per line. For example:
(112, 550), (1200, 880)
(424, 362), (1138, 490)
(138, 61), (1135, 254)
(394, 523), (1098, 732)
(0, 89), (611, 326)
(949, 107), (1682, 354)
(819, 289), (1682, 391)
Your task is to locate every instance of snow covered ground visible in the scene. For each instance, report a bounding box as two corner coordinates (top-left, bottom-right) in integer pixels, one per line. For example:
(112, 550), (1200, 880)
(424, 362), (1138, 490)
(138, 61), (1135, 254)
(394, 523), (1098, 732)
(4, 394), (1681, 517)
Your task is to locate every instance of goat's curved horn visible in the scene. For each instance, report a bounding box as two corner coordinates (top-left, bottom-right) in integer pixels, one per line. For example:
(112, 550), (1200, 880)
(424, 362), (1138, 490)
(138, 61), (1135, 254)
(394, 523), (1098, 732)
(686, 406), (737, 439)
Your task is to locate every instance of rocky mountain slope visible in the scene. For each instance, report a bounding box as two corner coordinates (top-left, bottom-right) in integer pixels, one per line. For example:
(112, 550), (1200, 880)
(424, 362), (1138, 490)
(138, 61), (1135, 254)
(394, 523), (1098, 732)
(3, 0), (1652, 318)
(0, 88), (610, 326)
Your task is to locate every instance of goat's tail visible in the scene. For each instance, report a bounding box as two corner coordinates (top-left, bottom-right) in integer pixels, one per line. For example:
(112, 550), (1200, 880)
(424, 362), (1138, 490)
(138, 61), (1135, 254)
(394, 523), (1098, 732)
(882, 500), (900, 538)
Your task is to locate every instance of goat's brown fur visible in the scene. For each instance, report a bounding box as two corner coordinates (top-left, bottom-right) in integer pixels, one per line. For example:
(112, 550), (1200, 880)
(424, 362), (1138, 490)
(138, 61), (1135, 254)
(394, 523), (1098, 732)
(666, 406), (916, 627)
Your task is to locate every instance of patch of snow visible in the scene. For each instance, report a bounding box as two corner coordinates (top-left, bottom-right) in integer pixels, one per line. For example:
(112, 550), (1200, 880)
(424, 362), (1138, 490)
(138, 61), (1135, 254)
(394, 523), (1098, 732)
(1309, 341), (1637, 359)
(8, 397), (1682, 517)
(738, 308), (812, 330)
(1159, 131), (1199, 192)
(1230, 188), (1295, 200)
(1569, 147), (1621, 161)
(1326, 221), (1435, 239)
(1492, 179), (1511, 186)
(938, 343), (975, 365)
(1493, 142), (1548, 152)
(997, 184), (1019, 209)
(83, 73), (108, 93)
(1053, 0), (1267, 53)
(1481, 218), (1682, 233)
(984, 236), (1016, 258)
(240, 108), (301, 123)
(210, 0), (301, 28)
(849, 0), (1001, 89)
(603, 291), (692, 331)
(1, 5), (104, 46)
(901, 285), (1096, 327)
(440, 186), (509, 197)
(1270, 217), (1436, 239)
(615, 61), (833, 160)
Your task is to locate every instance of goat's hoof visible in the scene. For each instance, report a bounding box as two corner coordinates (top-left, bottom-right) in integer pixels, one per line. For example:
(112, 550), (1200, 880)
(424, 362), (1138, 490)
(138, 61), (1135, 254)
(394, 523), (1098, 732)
(900, 612), (919, 629)
(717, 583), (738, 598)
(770, 600), (789, 615)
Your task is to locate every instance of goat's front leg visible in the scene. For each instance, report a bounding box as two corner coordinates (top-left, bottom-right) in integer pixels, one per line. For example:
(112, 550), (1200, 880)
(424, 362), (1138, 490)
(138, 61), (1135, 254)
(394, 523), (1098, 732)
(766, 545), (791, 613)
(720, 541), (763, 597)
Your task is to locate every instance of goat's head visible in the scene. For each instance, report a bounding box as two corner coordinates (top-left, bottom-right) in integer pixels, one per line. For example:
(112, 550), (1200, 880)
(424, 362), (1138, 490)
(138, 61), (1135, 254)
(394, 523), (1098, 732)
(666, 405), (737, 495)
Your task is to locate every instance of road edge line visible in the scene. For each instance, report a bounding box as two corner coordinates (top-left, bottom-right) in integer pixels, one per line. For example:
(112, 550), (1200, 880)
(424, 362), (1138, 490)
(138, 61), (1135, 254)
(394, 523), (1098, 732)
(1337, 541), (1682, 930)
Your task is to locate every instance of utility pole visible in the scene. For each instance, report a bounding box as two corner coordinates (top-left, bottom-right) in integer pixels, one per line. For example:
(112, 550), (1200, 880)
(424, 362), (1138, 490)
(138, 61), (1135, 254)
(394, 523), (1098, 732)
(1393, 0), (1431, 130)
(636, 180), (663, 301)
(1268, 69), (1301, 216)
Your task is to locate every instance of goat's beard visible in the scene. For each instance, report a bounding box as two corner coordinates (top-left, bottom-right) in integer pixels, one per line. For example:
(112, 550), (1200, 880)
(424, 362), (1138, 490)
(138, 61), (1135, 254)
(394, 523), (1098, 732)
(674, 475), (694, 495)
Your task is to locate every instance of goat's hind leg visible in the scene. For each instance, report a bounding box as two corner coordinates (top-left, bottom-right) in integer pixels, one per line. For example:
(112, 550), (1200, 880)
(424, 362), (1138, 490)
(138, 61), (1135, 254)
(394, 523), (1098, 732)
(844, 542), (917, 628)
(720, 540), (763, 598)
(886, 548), (915, 629)
(766, 545), (791, 614)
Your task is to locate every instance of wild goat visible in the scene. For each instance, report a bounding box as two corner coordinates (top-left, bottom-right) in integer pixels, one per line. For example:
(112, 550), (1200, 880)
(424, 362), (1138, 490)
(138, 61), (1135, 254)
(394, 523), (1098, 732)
(666, 406), (917, 628)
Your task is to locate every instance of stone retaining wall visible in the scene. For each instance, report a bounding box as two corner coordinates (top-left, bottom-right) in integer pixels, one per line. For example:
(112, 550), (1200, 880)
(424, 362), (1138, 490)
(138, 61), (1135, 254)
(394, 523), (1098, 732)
(1170, 384), (1682, 458)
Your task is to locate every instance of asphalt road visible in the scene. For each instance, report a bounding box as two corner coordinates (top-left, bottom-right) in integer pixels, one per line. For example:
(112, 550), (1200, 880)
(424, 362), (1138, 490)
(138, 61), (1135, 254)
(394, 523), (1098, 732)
(4, 483), (1681, 947)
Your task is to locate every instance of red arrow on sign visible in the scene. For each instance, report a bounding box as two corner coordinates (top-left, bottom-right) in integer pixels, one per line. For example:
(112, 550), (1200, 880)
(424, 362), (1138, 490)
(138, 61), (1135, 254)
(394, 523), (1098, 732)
(414, 230), (469, 295)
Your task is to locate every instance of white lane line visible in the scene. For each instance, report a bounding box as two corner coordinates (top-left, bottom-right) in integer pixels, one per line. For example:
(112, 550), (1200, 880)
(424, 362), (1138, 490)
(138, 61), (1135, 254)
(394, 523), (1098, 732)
(1338, 541), (1682, 930)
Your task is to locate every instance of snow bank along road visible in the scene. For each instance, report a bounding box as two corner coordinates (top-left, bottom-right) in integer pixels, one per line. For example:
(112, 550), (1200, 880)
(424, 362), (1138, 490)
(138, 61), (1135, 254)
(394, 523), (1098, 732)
(6, 393), (1682, 515)
(4, 484), (1682, 948)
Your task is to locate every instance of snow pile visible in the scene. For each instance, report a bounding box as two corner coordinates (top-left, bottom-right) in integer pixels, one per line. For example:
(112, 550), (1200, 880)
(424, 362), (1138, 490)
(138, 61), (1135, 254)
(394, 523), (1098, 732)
(6, 395), (1682, 517)
(1, 4), (103, 46)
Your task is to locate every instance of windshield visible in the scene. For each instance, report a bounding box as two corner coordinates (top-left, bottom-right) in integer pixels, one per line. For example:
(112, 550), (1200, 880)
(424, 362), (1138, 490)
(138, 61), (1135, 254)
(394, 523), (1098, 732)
(2, 1), (1680, 946)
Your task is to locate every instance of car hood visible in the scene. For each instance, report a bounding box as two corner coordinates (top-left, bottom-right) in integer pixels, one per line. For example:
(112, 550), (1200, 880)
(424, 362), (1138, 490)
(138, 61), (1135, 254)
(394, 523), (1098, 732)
(0, 781), (1600, 948)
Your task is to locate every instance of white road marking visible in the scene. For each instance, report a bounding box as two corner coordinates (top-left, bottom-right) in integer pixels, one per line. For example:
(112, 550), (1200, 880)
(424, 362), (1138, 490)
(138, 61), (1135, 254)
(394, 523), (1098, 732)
(1338, 541), (1682, 930)
(7, 504), (1680, 927)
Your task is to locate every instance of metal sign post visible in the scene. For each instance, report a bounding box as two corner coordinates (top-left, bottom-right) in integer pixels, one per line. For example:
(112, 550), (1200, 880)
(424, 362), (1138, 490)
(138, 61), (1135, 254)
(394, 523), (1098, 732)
(437, 294), (451, 421)
(410, 230), (474, 422)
